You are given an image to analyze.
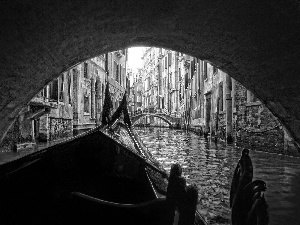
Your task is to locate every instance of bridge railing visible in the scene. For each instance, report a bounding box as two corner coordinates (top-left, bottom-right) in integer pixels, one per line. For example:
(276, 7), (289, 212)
(130, 110), (181, 122)
(130, 110), (181, 119)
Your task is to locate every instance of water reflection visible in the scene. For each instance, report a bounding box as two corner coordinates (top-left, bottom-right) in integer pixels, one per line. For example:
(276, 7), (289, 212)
(136, 127), (300, 225)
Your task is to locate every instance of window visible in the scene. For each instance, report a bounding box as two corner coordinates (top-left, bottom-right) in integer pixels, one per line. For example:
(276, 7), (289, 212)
(247, 90), (258, 103)
(219, 82), (223, 111)
(91, 79), (94, 118)
(59, 75), (64, 102)
(105, 53), (108, 73)
(191, 58), (195, 79)
(84, 62), (88, 78)
(36, 90), (43, 98)
(42, 86), (47, 98)
(95, 80), (99, 96)
(146, 77), (150, 90)
(114, 61), (118, 81)
(168, 52), (172, 66)
(213, 66), (218, 75)
(178, 69), (181, 82)
(84, 95), (90, 113)
(119, 64), (122, 84)
(185, 73), (188, 89)
(68, 72), (72, 104)
(49, 79), (58, 101)
(37, 86), (47, 98)
(203, 62), (208, 80)
(165, 57), (168, 69)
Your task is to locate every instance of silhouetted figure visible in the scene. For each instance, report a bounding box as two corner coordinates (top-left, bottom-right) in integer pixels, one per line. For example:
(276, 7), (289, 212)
(244, 180), (269, 225)
(165, 164), (199, 225)
(230, 149), (269, 225)
(165, 164), (186, 225)
(167, 164), (186, 205)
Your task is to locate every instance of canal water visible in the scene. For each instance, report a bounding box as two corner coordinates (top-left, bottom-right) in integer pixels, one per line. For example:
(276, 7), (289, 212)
(136, 127), (300, 225)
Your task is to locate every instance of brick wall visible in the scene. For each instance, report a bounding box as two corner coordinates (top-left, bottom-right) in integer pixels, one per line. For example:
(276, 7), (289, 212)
(49, 118), (73, 141)
(234, 81), (286, 154)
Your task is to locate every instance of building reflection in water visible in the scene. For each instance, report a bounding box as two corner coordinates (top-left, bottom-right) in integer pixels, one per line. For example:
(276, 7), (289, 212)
(137, 127), (300, 225)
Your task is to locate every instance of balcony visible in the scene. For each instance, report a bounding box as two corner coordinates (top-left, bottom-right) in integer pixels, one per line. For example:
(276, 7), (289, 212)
(30, 96), (57, 109)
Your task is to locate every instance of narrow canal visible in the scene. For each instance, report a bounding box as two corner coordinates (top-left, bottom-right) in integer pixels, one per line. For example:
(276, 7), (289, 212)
(136, 127), (300, 225)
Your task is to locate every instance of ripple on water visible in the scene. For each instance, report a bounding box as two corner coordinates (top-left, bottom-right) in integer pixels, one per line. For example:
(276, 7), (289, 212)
(137, 128), (300, 225)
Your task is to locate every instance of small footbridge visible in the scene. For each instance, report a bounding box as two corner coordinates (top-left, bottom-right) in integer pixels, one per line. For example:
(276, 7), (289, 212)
(131, 112), (181, 127)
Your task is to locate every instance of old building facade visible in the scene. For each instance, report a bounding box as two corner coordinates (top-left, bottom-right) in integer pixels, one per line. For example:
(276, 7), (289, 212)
(129, 47), (299, 156)
(0, 50), (128, 152)
(72, 55), (106, 134)
(128, 68), (143, 114)
(0, 70), (75, 152)
(73, 50), (127, 134)
(106, 50), (128, 113)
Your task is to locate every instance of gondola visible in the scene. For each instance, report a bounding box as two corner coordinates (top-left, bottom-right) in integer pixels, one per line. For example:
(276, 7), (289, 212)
(0, 86), (207, 225)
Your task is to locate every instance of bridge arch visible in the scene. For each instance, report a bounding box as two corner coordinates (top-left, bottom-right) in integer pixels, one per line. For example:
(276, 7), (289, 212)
(132, 114), (175, 127)
(0, 1), (300, 149)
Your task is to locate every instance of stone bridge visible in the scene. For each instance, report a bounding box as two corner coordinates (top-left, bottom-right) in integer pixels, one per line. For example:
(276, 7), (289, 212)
(1, 1), (300, 151)
(131, 113), (181, 127)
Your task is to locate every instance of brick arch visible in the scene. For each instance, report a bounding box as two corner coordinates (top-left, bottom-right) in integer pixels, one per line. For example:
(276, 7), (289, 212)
(0, 1), (300, 150)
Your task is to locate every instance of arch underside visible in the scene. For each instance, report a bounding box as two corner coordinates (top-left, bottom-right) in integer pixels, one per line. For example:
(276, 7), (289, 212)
(0, 1), (300, 150)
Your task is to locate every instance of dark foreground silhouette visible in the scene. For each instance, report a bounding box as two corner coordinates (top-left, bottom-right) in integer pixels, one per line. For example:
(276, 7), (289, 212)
(230, 149), (269, 225)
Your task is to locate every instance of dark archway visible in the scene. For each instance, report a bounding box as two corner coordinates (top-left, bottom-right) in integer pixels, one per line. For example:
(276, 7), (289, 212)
(1, 1), (300, 150)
